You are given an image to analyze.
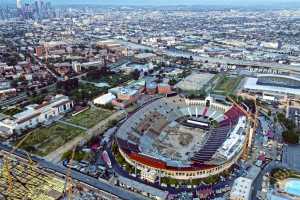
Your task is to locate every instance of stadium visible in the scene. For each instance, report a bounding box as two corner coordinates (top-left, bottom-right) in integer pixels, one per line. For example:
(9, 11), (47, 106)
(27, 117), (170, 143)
(243, 74), (300, 98)
(115, 96), (250, 180)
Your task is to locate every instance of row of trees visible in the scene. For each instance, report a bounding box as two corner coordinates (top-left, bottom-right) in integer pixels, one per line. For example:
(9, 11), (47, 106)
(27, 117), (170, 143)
(277, 112), (299, 144)
(57, 78), (106, 103)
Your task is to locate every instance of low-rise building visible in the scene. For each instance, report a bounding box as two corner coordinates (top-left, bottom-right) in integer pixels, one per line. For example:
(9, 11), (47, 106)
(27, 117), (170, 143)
(176, 73), (215, 92)
(141, 169), (157, 183)
(230, 177), (253, 200)
(117, 88), (139, 103)
(93, 93), (116, 105)
(243, 74), (300, 99)
(0, 95), (73, 136)
(158, 83), (172, 94)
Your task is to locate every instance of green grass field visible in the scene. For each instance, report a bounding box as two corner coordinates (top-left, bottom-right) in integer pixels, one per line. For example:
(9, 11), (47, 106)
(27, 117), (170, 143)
(17, 123), (84, 156)
(67, 107), (113, 129)
(213, 75), (242, 95)
(85, 73), (133, 87)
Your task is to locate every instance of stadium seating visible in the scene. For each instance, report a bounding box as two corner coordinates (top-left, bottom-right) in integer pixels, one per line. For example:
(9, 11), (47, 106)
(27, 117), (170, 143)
(191, 126), (231, 163)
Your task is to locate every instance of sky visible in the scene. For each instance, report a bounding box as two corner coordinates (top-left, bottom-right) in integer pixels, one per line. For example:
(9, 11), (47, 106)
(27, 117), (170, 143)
(1, 0), (297, 6)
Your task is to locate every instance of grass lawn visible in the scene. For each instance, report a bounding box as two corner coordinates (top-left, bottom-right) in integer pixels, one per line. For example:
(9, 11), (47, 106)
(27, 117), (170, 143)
(70, 83), (108, 102)
(214, 75), (242, 95)
(17, 123), (84, 156)
(67, 107), (113, 129)
(85, 73), (133, 87)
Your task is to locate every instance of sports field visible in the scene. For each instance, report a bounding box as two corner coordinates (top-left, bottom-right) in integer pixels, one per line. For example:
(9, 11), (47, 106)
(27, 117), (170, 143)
(66, 107), (113, 129)
(213, 75), (242, 95)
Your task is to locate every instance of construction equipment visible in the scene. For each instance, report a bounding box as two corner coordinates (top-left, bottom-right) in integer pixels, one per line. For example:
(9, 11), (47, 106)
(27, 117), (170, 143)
(227, 95), (258, 126)
(227, 95), (259, 159)
(3, 132), (35, 193)
(64, 146), (76, 200)
(0, 150), (65, 200)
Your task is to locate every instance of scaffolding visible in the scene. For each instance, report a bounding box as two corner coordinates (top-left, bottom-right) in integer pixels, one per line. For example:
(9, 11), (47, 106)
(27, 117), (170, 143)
(0, 151), (65, 200)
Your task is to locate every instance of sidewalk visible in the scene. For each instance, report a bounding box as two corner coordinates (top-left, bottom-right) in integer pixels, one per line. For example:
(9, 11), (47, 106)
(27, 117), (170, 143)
(44, 110), (126, 163)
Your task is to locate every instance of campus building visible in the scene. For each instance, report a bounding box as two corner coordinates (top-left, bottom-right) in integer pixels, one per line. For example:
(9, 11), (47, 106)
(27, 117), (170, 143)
(0, 94), (73, 136)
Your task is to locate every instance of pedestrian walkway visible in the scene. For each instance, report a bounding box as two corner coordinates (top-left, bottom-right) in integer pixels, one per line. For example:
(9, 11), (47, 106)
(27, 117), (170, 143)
(58, 119), (88, 131)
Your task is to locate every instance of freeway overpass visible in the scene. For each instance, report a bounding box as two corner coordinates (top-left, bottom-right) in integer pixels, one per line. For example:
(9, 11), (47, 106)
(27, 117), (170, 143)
(114, 40), (300, 73)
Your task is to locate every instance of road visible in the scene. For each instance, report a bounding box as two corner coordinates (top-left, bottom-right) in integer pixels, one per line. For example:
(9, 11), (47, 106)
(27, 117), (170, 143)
(0, 143), (149, 200)
(34, 55), (60, 80)
(58, 119), (88, 131)
(45, 110), (125, 163)
(250, 112), (285, 199)
(115, 39), (300, 73)
(44, 134), (86, 163)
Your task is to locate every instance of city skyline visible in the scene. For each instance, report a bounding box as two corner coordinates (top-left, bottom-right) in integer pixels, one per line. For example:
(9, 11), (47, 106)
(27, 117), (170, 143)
(1, 0), (299, 6)
(0, 1), (300, 200)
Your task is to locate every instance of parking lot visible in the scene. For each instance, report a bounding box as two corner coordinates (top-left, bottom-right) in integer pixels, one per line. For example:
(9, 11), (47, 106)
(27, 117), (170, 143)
(282, 145), (300, 172)
(288, 107), (300, 128)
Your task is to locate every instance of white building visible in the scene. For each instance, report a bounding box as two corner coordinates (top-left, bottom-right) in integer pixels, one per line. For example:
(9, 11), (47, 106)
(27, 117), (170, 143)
(72, 62), (82, 73)
(141, 169), (157, 183)
(93, 93), (116, 105)
(16, 0), (22, 9)
(260, 41), (280, 49)
(230, 177), (253, 200)
(243, 74), (300, 98)
(0, 95), (73, 136)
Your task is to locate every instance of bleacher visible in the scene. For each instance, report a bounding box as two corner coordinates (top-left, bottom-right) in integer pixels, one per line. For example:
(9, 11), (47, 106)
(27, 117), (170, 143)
(191, 126), (231, 163)
(219, 106), (244, 127)
(117, 138), (140, 153)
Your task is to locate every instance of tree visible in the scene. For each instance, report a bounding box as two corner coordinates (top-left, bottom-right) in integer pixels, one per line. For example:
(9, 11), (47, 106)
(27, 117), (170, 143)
(10, 79), (18, 88)
(131, 69), (140, 80)
(41, 88), (48, 94)
(268, 110), (272, 117)
(277, 112), (296, 130)
(282, 130), (299, 144)
(57, 78), (79, 94)
(169, 79), (178, 86)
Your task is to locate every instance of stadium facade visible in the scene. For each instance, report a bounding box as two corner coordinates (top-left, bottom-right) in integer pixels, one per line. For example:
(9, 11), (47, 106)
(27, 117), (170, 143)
(243, 74), (300, 98)
(115, 96), (250, 180)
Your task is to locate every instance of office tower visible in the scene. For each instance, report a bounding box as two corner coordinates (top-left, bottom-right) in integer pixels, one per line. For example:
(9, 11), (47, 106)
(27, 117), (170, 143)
(16, 0), (22, 9)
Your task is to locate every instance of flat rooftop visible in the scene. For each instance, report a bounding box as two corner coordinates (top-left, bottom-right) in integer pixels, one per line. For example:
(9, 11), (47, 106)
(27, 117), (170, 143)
(244, 77), (300, 96)
(176, 73), (215, 91)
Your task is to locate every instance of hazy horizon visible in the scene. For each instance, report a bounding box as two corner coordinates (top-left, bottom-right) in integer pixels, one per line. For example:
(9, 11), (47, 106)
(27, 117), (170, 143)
(1, 0), (299, 6)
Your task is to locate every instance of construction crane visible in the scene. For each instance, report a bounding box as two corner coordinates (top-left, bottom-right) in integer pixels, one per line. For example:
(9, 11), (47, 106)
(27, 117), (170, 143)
(227, 95), (259, 159)
(227, 95), (258, 126)
(64, 146), (76, 200)
(3, 132), (35, 193)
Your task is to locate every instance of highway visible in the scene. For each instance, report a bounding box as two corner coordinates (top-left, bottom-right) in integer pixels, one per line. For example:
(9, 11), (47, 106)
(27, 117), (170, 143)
(115, 39), (300, 73)
(0, 143), (149, 200)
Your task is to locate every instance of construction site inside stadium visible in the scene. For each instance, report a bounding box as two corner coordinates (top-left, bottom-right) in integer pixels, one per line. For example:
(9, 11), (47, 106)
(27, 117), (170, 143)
(115, 96), (252, 180)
